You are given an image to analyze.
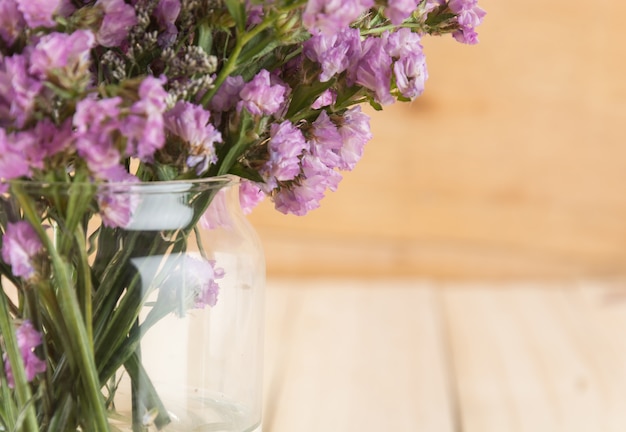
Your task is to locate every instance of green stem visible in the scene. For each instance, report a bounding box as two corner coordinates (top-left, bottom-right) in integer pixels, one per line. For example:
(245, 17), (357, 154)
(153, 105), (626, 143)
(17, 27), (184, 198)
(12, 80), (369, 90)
(0, 290), (39, 431)
(200, 15), (277, 106)
(12, 185), (111, 431)
(75, 225), (94, 345)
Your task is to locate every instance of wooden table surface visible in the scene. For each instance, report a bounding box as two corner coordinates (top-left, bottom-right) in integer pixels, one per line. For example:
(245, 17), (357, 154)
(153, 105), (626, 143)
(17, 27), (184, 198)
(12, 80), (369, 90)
(262, 278), (626, 432)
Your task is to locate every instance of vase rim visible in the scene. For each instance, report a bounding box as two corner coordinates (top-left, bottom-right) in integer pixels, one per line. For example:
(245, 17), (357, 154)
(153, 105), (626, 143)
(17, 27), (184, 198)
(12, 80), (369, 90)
(2, 174), (239, 190)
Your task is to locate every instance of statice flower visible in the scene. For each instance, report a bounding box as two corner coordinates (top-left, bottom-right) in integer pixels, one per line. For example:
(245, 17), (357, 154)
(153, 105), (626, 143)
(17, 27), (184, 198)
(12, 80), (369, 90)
(336, 105), (372, 170)
(0, 54), (42, 127)
(209, 75), (245, 112)
(311, 89), (336, 109)
(73, 96), (124, 178)
(3, 320), (46, 388)
(308, 111), (343, 169)
(96, 0), (137, 47)
(273, 155), (342, 216)
(0, 0), (25, 46)
(1, 221), (43, 280)
(29, 118), (73, 159)
(448, 0), (486, 44)
(385, 0), (419, 25)
(388, 29), (428, 98)
(261, 120), (308, 189)
(96, 171), (140, 228)
(29, 30), (96, 80)
(239, 180), (266, 215)
(15, 0), (60, 28)
(188, 257), (224, 308)
(0, 129), (33, 186)
(122, 76), (168, 161)
(353, 34), (394, 105)
(155, 0), (181, 47)
(303, 27), (361, 82)
(164, 101), (222, 174)
(303, 0), (374, 35)
(237, 70), (287, 116)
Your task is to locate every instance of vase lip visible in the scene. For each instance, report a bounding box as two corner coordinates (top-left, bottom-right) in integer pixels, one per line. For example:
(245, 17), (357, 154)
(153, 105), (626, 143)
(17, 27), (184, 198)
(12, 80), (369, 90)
(2, 174), (240, 190)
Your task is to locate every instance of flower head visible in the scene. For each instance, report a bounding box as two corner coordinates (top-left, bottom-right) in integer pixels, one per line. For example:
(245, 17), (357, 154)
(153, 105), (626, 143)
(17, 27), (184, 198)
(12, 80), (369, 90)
(303, 0), (373, 35)
(237, 70), (287, 116)
(164, 101), (222, 174)
(1, 221), (43, 280)
(16, 0), (61, 28)
(3, 320), (47, 388)
(96, 0), (137, 47)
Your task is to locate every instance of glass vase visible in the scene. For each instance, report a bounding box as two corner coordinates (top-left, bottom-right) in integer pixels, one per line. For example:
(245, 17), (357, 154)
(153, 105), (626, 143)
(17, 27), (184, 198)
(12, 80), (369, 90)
(0, 176), (265, 432)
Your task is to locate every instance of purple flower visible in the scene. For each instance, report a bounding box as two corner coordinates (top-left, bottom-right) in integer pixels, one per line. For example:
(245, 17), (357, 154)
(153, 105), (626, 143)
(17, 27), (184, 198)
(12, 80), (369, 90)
(180, 256), (224, 308)
(96, 0), (137, 47)
(74, 96), (124, 177)
(272, 155), (341, 216)
(239, 180), (265, 215)
(303, 0), (374, 35)
(336, 105), (372, 170)
(387, 27), (423, 58)
(261, 120), (308, 188)
(1, 221), (43, 280)
(311, 89), (336, 109)
(246, 0), (264, 26)
(393, 54), (428, 98)
(0, 0), (25, 46)
(0, 54), (42, 128)
(30, 118), (73, 159)
(3, 320), (46, 388)
(353, 34), (394, 105)
(448, 0), (485, 45)
(308, 110), (343, 169)
(303, 27), (361, 82)
(209, 75), (244, 112)
(97, 171), (140, 228)
(0, 129), (33, 182)
(15, 0), (60, 28)
(122, 76), (168, 161)
(388, 30), (428, 99)
(164, 101), (222, 174)
(155, 0), (181, 47)
(237, 70), (286, 116)
(29, 30), (96, 79)
(385, 0), (419, 25)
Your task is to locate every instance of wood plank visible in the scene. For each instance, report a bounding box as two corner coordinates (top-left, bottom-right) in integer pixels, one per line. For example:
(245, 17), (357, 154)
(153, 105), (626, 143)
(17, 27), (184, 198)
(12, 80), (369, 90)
(262, 279), (455, 432)
(442, 283), (626, 432)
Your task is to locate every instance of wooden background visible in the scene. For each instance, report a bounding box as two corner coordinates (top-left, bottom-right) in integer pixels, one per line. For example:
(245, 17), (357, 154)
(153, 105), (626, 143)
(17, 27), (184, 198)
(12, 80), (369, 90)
(248, 0), (626, 279)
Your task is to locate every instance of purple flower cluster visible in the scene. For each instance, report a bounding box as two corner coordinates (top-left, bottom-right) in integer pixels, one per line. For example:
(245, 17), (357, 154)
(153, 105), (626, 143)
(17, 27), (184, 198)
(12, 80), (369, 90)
(304, 27), (428, 106)
(448, 0), (486, 44)
(3, 320), (46, 388)
(259, 106), (372, 216)
(1, 221), (43, 280)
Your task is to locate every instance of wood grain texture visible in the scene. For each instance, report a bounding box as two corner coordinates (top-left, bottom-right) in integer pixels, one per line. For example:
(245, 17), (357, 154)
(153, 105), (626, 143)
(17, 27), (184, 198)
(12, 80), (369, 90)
(263, 279), (626, 432)
(263, 280), (455, 432)
(248, 0), (626, 279)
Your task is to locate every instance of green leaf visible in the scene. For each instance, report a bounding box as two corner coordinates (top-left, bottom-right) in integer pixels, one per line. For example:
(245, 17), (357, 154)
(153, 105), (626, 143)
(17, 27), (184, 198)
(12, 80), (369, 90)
(229, 162), (265, 183)
(425, 12), (456, 27)
(216, 110), (257, 176)
(286, 78), (335, 119)
(224, 0), (246, 32)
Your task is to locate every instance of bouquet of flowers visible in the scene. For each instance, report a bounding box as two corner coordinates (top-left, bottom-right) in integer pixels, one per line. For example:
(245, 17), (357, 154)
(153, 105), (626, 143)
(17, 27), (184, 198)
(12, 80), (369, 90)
(0, 0), (484, 430)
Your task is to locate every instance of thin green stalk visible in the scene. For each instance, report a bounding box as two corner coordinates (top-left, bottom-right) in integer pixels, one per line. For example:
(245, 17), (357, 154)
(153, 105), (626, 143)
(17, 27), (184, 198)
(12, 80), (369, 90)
(74, 225), (94, 345)
(12, 185), (110, 431)
(200, 15), (276, 106)
(0, 291), (39, 431)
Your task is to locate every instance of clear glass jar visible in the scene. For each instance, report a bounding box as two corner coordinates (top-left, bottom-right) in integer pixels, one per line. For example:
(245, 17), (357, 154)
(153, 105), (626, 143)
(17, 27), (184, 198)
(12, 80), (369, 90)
(0, 176), (265, 431)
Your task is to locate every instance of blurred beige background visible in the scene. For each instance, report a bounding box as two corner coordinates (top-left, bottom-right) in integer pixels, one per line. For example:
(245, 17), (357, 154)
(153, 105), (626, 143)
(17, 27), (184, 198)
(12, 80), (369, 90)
(249, 0), (626, 280)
